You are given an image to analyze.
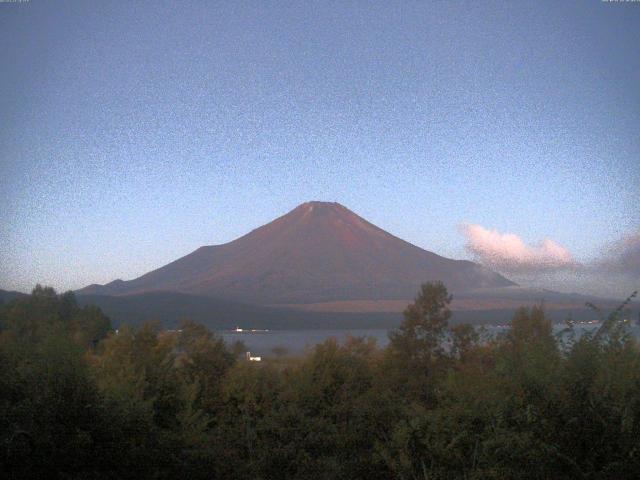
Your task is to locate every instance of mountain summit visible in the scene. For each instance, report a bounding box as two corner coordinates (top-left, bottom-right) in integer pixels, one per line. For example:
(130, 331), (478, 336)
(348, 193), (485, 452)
(78, 201), (515, 303)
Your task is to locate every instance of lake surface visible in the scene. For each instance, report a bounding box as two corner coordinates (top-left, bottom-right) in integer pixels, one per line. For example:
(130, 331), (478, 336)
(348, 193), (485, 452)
(220, 329), (391, 356)
(219, 323), (640, 357)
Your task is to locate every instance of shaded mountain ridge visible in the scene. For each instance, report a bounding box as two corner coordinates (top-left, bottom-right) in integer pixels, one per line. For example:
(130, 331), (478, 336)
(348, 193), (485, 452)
(78, 201), (516, 304)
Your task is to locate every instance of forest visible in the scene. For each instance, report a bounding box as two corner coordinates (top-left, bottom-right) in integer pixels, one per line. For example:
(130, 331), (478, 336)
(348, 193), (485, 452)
(1, 283), (639, 480)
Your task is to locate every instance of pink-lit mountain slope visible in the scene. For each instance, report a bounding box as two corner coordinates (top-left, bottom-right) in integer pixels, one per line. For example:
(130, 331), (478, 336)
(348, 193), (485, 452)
(78, 202), (516, 304)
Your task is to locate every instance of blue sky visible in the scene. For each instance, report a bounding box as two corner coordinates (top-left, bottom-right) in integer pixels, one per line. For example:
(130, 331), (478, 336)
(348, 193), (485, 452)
(1, 1), (638, 297)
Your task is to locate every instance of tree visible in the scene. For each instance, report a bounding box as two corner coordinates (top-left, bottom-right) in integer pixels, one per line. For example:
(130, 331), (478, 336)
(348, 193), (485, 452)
(175, 320), (236, 415)
(389, 281), (452, 358)
(450, 323), (480, 362)
(386, 281), (452, 403)
(0, 286), (119, 479)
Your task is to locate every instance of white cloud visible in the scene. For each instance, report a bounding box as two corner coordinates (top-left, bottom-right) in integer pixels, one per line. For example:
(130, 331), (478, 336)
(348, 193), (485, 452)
(461, 224), (578, 273)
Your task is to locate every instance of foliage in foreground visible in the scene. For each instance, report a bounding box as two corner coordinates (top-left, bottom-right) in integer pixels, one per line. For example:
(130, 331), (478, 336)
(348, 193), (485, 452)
(0, 283), (639, 479)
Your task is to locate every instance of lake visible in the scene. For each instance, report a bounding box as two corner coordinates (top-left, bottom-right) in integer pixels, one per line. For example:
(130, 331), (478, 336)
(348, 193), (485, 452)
(219, 323), (640, 357)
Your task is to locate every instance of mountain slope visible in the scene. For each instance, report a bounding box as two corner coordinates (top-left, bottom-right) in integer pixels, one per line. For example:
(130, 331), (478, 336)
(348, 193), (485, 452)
(78, 201), (515, 304)
(0, 289), (28, 304)
(77, 291), (402, 330)
(77, 290), (631, 330)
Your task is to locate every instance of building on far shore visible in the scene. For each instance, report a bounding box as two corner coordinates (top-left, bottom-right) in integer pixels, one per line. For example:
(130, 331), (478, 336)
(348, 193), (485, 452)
(246, 351), (261, 362)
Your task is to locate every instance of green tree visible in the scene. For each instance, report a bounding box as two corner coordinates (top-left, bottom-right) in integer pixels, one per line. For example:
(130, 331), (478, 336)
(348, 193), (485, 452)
(450, 323), (480, 362)
(175, 319), (236, 414)
(0, 286), (120, 479)
(386, 281), (452, 403)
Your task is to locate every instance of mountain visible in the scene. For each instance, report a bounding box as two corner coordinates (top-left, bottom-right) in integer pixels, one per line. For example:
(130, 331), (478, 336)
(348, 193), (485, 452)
(77, 291), (401, 330)
(78, 290), (628, 330)
(0, 289), (28, 304)
(78, 201), (515, 304)
(3, 287), (630, 330)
